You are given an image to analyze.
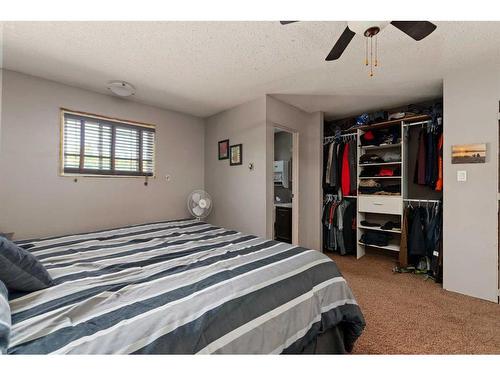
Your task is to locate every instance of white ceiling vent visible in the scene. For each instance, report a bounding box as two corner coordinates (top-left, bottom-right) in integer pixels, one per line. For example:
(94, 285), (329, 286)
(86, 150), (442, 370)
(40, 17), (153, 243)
(107, 81), (136, 97)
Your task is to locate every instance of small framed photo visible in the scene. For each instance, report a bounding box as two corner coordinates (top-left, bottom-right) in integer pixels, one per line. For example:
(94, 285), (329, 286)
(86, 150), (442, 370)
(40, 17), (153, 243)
(452, 143), (487, 164)
(218, 139), (229, 160)
(230, 144), (243, 166)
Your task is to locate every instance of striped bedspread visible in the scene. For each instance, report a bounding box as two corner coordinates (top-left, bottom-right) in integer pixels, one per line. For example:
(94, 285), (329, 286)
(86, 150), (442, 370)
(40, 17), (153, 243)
(8, 219), (364, 354)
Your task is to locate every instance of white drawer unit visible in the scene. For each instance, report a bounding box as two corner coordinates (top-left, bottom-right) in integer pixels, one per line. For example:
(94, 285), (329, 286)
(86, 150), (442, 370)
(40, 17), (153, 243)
(358, 196), (402, 215)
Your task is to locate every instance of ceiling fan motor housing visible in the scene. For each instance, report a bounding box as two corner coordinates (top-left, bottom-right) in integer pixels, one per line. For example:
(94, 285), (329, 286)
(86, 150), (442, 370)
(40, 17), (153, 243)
(347, 21), (389, 37)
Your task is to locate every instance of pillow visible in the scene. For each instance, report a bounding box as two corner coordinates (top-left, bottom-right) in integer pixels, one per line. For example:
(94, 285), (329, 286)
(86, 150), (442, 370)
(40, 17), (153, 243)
(0, 280), (11, 354)
(0, 236), (53, 292)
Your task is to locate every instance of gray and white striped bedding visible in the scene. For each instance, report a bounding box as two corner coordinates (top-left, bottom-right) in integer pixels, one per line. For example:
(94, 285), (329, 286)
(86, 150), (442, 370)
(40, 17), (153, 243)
(7, 219), (364, 354)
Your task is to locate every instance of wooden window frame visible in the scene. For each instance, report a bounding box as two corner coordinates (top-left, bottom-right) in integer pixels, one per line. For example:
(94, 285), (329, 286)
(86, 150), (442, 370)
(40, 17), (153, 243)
(60, 108), (156, 178)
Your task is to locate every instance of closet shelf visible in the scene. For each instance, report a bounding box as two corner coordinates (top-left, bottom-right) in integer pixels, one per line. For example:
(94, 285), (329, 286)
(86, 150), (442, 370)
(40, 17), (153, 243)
(358, 241), (400, 252)
(359, 161), (402, 167)
(344, 195), (358, 199)
(358, 225), (401, 234)
(360, 143), (402, 150)
(355, 114), (431, 131)
(358, 194), (401, 197)
(358, 176), (402, 179)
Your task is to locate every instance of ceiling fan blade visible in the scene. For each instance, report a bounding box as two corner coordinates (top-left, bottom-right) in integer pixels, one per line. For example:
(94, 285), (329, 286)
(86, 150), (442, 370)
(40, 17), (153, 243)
(280, 21), (299, 25)
(325, 26), (356, 61)
(390, 21), (437, 41)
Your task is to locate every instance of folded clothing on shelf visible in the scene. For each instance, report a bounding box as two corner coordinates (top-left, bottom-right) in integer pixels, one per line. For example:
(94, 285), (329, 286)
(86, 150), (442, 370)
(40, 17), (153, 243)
(359, 220), (401, 230)
(360, 166), (401, 178)
(360, 232), (393, 247)
(381, 221), (401, 230)
(359, 166), (379, 177)
(360, 128), (401, 147)
(360, 220), (380, 227)
(359, 153), (385, 164)
(358, 183), (400, 195)
(359, 179), (381, 188)
(358, 186), (382, 194)
(378, 168), (394, 177)
(381, 152), (401, 162)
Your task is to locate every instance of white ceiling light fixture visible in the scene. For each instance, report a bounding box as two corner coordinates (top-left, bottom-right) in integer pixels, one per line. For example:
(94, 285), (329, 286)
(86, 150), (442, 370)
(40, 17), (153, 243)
(107, 81), (136, 97)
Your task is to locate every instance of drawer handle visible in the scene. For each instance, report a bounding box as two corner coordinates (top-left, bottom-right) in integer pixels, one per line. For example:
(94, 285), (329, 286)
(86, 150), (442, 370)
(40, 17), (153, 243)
(373, 202), (384, 205)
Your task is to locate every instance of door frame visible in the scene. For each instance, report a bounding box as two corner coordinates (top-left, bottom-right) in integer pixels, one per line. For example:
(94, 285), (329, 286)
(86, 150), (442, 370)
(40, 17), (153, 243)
(271, 124), (299, 245)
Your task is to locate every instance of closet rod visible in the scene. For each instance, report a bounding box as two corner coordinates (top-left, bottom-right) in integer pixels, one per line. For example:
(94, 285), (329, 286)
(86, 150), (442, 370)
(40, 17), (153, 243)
(323, 133), (357, 144)
(402, 120), (433, 128)
(403, 198), (441, 203)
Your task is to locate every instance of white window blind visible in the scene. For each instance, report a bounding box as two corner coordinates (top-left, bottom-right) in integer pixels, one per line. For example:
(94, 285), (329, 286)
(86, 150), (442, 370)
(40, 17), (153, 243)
(62, 111), (155, 176)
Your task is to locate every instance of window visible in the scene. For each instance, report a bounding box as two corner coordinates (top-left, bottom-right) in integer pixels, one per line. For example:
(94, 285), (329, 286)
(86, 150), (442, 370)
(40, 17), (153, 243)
(61, 110), (155, 176)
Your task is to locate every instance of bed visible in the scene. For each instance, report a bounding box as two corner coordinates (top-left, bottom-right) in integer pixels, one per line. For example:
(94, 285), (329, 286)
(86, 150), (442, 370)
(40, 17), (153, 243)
(7, 219), (364, 354)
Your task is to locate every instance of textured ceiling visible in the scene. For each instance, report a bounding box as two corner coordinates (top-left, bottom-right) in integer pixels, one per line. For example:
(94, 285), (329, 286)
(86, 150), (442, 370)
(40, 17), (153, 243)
(2, 21), (500, 118)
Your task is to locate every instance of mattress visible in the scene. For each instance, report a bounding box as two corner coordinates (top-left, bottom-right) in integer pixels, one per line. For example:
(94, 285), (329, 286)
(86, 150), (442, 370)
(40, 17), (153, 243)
(7, 219), (365, 354)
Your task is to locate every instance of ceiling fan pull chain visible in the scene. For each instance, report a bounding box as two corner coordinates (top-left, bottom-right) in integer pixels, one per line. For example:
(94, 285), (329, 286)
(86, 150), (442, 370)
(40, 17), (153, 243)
(375, 35), (378, 67)
(365, 37), (368, 66)
(369, 36), (374, 77)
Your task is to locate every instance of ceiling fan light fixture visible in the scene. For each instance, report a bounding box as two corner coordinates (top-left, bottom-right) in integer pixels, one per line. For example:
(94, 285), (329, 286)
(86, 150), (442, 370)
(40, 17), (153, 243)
(107, 81), (136, 97)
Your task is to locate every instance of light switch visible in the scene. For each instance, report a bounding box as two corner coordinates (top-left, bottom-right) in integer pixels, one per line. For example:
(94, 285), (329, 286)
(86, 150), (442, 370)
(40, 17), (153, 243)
(457, 170), (467, 182)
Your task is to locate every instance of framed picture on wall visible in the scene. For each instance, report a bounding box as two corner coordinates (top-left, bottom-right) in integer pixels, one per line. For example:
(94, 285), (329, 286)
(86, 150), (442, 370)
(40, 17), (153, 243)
(451, 143), (487, 164)
(218, 139), (229, 160)
(230, 144), (243, 166)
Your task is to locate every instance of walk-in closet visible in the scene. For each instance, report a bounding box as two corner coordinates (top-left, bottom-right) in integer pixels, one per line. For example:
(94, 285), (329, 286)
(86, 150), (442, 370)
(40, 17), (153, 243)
(323, 101), (444, 282)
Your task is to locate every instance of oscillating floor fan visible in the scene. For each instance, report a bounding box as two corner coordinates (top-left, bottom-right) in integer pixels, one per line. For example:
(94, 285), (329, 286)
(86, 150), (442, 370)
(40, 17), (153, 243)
(187, 190), (213, 220)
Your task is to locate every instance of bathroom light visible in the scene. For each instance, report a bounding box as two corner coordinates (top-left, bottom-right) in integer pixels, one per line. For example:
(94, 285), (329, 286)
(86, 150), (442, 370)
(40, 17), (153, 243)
(107, 81), (136, 97)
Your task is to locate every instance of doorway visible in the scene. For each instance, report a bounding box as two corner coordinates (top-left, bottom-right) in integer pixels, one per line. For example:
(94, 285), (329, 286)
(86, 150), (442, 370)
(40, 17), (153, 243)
(272, 126), (298, 244)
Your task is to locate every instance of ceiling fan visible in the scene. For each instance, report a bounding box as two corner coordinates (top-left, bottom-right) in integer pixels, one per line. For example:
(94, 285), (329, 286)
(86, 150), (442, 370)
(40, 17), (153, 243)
(280, 21), (437, 76)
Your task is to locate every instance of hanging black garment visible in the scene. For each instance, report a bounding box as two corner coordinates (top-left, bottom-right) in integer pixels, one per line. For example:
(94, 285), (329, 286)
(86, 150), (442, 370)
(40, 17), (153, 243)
(342, 200), (356, 254)
(430, 131), (441, 188)
(408, 207), (427, 258)
(329, 143), (339, 189)
(323, 143), (330, 187)
(323, 143), (336, 193)
(425, 130), (433, 186)
(414, 130), (427, 185)
(428, 205), (442, 279)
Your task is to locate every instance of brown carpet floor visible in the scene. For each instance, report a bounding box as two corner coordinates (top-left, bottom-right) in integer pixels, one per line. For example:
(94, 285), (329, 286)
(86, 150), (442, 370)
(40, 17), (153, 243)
(328, 251), (500, 354)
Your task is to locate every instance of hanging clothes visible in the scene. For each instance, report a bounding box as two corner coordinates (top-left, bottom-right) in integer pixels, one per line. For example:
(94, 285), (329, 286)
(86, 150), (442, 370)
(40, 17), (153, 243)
(342, 201), (357, 253)
(400, 202), (443, 282)
(412, 125), (442, 189)
(435, 133), (443, 191)
(408, 207), (427, 258)
(341, 142), (350, 196)
(348, 139), (357, 196)
(425, 129), (435, 186)
(399, 206), (409, 268)
(324, 142), (334, 186)
(414, 129), (427, 185)
(323, 137), (357, 195)
(322, 196), (356, 255)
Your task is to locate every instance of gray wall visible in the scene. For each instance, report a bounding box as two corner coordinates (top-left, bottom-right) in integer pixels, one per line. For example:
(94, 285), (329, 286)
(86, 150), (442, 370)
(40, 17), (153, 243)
(204, 95), (323, 251)
(443, 63), (499, 302)
(204, 97), (268, 237)
(266, 96), (323, 250)
(0, 70), (205, 239)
